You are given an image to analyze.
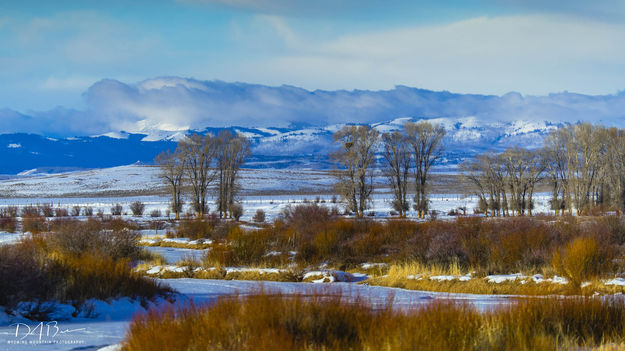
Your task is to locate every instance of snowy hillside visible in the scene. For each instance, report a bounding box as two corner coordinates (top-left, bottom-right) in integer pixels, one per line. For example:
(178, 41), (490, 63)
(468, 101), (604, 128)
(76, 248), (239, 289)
(0, 117), (559, 174)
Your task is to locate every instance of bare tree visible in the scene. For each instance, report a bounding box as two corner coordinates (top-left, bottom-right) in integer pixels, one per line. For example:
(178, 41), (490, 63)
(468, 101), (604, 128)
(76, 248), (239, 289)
(382, 130), (411, 216)
(155, 150), (186, 220)
(544, 128), (571, 215)
(405, 121), (445, 218)
(215, 130), (251, 218)
(462, 152), (507, 217)
(179, 134), (217, 217)
(500, 147), (545, 216)
(602, 127), (625, 214)
(465, 148), (543, 217)
(332, 125), (379, 217)
(524, 149), (547, 216)
(461, 155), (491, 215)
(568, 123), (604, 215)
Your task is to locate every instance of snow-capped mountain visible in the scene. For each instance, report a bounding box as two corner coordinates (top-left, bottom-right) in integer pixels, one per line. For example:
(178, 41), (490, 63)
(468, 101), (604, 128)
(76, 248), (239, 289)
(1, 77), (622, 174)
(0, 117), (560, 174)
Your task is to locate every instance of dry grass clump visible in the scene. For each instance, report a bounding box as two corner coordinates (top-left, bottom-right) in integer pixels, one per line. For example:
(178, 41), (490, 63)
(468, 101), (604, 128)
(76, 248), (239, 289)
(53, 253), (168, 302)
(140, 239), (212, 250)
(122, 292), (625, 351)
(0, 219), (170, 318)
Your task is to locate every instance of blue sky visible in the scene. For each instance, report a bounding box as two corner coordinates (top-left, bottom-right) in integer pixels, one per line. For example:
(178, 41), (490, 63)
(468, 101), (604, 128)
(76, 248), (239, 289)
(1, 0), (625, 112)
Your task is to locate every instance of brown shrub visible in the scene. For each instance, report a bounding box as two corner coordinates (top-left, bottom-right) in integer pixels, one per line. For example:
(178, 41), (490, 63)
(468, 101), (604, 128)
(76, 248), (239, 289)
(0, 240), (58, 307)
(71, 205), (81, 216)
(54, 207), (69, 217)
(111, 203), (123, 216)
(48, 219), (143, 261)
(22, 216), (47, 233)
(253, 209), (266, 223)
(130, 201), (145, 216)
(176, 218), (216, 239)
(204, 226), (276, 266)
(282, 203), (335, 241)
(21, 205), (40, 217)
(39, 204), (54, 217)
(0, 209), (17, 231)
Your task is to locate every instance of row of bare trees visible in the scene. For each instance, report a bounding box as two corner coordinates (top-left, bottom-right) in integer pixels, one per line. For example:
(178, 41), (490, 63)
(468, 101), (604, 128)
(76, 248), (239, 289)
(545, 123), (625, 215)
(464, 123), (625, 216)
(155, 130), (251, 219)
(332, 121), (445, 218)
(462, 147), (545, 216)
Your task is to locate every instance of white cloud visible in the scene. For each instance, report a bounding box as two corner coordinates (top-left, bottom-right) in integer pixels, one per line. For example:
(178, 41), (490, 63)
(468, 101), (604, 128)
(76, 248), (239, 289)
(2, 75), (625, 137)
(234, 14), (625, 95)
(76, 76), (625, 133)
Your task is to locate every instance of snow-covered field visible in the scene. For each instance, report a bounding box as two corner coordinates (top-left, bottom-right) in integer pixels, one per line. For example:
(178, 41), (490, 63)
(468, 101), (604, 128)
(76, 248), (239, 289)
(0, 279), (516, 351)
(0, 191), (554, 225)
(0, 164), (556, 220)
(0, 165), (336, 197)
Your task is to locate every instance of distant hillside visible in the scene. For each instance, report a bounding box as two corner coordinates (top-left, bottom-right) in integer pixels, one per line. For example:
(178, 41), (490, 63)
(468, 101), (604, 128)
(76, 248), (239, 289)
(0, 117), (561, 174)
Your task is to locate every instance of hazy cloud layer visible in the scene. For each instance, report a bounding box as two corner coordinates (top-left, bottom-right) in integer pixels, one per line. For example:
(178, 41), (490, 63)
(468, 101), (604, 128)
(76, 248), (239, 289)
(3, 77), (625, 137)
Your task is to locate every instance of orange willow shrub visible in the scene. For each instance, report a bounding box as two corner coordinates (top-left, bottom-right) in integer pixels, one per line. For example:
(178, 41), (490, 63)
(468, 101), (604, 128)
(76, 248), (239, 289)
(552, 236), (609, 290)
(123, 293), (625, 351)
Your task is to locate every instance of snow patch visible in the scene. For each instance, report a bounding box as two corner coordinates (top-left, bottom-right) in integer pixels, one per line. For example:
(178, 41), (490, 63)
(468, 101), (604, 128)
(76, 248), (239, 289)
(605, 278), (625, 286)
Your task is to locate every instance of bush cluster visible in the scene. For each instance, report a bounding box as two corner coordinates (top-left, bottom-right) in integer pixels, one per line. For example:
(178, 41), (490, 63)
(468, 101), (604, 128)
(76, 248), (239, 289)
(123, 292), (625, 351)
(0, 219), (169, 317)
(197, 204), (625, 278)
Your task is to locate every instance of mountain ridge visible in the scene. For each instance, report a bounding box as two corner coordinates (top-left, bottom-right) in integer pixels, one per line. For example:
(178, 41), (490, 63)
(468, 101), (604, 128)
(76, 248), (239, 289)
(0, 117), (561, 175)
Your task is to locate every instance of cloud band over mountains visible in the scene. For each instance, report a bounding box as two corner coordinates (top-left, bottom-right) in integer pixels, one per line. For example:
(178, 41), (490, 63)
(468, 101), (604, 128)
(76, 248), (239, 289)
(1, 76), (625, 137)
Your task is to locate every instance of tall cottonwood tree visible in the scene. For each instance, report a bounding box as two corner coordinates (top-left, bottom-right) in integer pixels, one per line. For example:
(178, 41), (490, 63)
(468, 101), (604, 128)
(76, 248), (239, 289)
(602, 127), (625, 214)
(154, 150), (186, 220)
(405, 121), (445, 218)
(544, 123), (605, 215)
(179, 134), (217, 217)
(568, 123), (604, 215)
(215, 130), (251, 218)
(544, 128), (571, 215)
(333, 125), (379, 217)
(382, 130), (411, 216)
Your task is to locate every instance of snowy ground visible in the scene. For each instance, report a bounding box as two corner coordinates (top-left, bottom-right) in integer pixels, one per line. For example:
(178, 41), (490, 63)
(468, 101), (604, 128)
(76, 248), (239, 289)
(0, 165), (336, 197)
(0, 191), (555, 224)
(144, 246), (207, 264)
(0, 279), (516, 351)
(0, 163), (556, 221)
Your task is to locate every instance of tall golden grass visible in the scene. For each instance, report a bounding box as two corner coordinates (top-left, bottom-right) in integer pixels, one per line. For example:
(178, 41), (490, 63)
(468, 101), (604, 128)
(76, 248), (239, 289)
(122, 292), (625, 351)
